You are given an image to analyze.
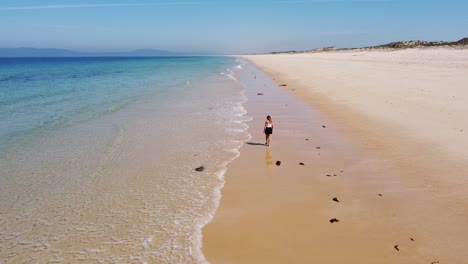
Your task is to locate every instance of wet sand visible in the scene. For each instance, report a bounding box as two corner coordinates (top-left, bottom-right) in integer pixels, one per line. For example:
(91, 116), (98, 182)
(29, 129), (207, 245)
(202, 49), (468, 263)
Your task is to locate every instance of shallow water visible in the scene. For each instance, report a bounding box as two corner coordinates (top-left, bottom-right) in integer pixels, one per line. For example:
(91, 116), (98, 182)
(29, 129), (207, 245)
(0, 57), (251, 263)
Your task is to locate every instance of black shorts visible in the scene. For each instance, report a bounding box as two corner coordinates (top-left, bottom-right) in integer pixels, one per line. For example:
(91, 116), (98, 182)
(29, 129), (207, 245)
(265, 127), (273, 135)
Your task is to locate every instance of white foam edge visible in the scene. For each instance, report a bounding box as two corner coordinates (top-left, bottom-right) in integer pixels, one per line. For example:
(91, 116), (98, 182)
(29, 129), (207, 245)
(192, 63), (252, 263)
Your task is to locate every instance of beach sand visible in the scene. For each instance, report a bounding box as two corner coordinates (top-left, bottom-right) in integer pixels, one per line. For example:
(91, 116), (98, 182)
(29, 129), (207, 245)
(202, 48), (468, 263)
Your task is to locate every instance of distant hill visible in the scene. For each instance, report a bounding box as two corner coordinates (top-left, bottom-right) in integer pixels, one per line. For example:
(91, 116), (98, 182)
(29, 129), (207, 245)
(269, 37), (468, 54)
(0, 48), (210, 58)
(371, 37), (468, 49)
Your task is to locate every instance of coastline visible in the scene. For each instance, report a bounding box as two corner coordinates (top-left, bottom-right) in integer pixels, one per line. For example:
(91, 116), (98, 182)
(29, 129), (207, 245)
(202, 49), (468, 263)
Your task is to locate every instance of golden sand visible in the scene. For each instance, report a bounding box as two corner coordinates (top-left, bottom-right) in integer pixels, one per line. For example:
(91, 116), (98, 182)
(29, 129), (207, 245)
(202, 49), (468, 264)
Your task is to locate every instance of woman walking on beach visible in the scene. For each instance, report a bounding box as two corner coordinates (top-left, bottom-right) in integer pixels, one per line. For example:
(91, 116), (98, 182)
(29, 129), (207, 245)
(264, 115), (274, 146)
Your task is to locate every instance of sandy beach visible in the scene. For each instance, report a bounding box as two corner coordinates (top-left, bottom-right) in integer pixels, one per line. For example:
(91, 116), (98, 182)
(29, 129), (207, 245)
(202, 48), (468, 263)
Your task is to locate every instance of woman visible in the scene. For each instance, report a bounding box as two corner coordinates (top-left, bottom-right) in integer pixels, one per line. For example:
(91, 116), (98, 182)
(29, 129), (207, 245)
(263, 115), (274, 146)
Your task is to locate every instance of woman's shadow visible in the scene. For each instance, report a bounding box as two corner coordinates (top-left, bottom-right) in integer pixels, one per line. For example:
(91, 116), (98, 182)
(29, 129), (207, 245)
(246, 142), (266, 146)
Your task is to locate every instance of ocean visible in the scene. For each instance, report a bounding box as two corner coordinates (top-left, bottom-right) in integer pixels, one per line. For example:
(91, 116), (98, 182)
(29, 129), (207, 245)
(0, 57), (251, 263)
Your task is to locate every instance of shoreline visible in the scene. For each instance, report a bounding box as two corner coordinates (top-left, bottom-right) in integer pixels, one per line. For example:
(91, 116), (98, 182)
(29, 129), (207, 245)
(202, 49), (468, 263)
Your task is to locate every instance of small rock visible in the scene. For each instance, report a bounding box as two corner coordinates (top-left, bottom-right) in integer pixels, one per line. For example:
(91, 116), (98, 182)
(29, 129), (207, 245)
(299, 162), (305, 165)
(305, 138), (309, 141)
(332, 197), (339, 202)
(394, 245), (399, 251)
(333, 174), (337, 176)
(326, 174), (331, 177)
(329, 218), (339, 223)
(257, 93), (264, 95)
(276, 161), (281, 166)
(316, 147), (320, 149)
(322, 125), (326, 128)
(431, 261), (440, 264)
(410, 238), (414, 241)
(280, 84), (287, 87)
(378, 193), (383, 197)
(195, 166), (205, 172)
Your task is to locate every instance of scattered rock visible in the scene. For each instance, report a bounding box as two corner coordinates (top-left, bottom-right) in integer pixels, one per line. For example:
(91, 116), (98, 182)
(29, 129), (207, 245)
(322, 125), (326, 128)
(378, 193), (383, 197)
(394, 245), (399, 251)
(326, 174), (331, 177)
(276, 161), (281, 166)
(333, 174), (337, 176)
(410, 238), (414, 241)
(329, 218), (339, 223)
(340, 170), (344, 173)
(299, 162), (305, 165)
(195, 166), (205, 172)
(431, 261), (440, 264)
(257, 93), (264, 95)
(280, 84), (287, 87)
(332, 197), (339, 202)
(305, 138), (309, 141)
(316, 147), (320, 149)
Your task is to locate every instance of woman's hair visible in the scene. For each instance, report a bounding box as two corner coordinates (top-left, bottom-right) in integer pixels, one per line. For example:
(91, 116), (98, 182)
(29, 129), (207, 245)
(266, 115), (271, 120)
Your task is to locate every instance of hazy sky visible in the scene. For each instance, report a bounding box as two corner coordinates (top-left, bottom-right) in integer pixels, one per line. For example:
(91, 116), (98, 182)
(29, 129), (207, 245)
(1, 0), (467, 54)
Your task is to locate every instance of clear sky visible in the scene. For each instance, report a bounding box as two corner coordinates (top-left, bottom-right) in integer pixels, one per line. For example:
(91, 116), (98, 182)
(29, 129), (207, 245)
(1, 0), (467, 54)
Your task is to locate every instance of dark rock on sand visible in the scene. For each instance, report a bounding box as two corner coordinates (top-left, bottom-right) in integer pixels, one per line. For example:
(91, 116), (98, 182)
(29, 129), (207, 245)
(316, 147), (320, 149)
(410, 238), (414, 241)
(394, 245), (399, 251)
(257, 93), (264, 95)
(322, 125), (326, 128)
(280, 84), (287, 87)
(378, 193), (383, 197)
(276, 161), (281, 166)
(326, 174), (331, 177)
(332, 197), (339, 202)
(305, 138), (309, 141)
(299, 162), (305, 165)
(195, 166), (205, 172)
(329, 218), (339, 223)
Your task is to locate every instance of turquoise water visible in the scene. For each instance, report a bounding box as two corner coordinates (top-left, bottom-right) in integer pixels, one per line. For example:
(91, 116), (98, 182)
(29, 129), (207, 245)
(0, 57), (233, 154)
(0, 57), (251, 263)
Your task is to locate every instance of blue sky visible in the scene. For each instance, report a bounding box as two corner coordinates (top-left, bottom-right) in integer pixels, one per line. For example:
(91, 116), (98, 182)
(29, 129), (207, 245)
(0, 0), (467, 54)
